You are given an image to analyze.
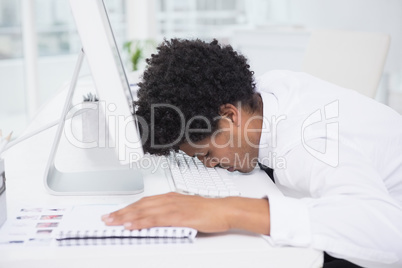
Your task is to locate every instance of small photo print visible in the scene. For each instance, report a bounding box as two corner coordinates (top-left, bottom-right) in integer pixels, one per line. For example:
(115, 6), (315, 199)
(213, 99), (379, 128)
(21, 208), (42, 213)
(36, 229), (53, 236)
(40, 215), (63, 220)
(16, 215), (39, 220)
(36, 222), (59, 228)
(44, 208), (67, 213)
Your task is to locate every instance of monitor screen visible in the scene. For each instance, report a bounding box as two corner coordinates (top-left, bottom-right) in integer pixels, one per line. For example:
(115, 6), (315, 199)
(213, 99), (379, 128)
(69, 0), (144, 164)
(43, 0), (145, 195)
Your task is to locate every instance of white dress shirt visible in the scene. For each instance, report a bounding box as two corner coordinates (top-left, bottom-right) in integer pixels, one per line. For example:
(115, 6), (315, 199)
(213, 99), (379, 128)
(256, 70), (402, 268)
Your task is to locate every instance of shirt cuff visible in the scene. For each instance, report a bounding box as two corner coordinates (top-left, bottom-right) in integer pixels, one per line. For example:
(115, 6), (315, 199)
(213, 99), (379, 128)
(268, 195), (312, 247)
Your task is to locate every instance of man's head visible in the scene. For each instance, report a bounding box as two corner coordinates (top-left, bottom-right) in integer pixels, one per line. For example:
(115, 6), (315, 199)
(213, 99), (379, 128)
(135, 38), (262, 172)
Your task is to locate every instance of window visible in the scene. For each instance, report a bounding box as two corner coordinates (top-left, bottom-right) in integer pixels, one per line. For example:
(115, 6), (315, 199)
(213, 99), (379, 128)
(0, 0), (127, 138)
(156, 0), (250, 41)
(0, 0), (22, 59)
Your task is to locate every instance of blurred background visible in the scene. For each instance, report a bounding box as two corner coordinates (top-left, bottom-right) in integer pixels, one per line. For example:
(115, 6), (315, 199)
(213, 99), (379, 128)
(0, 0), (401, 139)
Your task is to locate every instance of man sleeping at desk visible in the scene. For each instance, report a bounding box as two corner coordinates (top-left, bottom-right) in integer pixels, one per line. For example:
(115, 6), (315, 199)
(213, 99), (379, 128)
(101, 38), (402, 268)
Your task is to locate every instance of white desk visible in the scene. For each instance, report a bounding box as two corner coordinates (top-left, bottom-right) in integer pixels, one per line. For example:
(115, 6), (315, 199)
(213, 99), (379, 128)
(0, 82), (323, 268)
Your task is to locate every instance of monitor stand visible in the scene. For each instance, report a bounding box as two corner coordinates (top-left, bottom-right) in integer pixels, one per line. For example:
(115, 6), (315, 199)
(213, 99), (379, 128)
(44, 49), (144, 196)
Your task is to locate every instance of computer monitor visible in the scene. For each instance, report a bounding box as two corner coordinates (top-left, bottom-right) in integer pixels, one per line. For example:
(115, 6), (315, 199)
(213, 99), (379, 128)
(43, 0), (144, 195)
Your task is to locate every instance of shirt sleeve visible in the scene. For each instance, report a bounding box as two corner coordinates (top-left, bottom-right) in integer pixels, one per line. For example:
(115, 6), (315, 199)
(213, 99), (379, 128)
(267, 140), (402, 268)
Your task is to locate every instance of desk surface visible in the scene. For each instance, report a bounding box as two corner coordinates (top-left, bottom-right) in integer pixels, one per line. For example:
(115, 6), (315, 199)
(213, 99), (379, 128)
(0, 82), (323, 268)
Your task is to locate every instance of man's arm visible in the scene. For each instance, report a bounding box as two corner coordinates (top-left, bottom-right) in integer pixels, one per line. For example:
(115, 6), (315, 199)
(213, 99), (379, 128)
(101, 193), (270, 235)
(267, 140), (402, 267)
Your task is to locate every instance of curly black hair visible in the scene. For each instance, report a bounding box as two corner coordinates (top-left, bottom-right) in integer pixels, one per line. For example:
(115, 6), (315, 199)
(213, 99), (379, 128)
(135, 38), (257, 156)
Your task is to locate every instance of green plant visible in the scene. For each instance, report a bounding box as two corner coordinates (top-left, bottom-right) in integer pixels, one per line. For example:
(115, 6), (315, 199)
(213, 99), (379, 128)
(123, 39), (156, 71)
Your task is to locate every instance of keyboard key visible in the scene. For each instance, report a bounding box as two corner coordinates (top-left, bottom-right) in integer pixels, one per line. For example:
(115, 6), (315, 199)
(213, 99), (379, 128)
(167, 151), (240, 198)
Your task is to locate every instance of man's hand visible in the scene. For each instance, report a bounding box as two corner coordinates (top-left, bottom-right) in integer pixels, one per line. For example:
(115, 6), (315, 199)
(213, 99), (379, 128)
(101, 192), (270, 235)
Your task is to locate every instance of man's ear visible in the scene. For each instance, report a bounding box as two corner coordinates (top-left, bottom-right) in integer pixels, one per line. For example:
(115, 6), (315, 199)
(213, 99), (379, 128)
(219, 104), (240, 126)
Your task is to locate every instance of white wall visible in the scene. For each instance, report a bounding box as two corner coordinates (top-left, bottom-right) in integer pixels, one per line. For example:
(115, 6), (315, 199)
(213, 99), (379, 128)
(233, 0), (402, 112)
(0, 55), (90, 114)
(287, 0), (402, 73)
(289, 0), (402, 111)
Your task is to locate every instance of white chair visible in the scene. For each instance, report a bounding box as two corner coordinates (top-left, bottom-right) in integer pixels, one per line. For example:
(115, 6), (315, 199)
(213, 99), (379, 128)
(301, 30), (390, 98)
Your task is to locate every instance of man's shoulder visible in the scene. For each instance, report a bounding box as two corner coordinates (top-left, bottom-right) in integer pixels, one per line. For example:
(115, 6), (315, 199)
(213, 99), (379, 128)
(255, 70), (304, 98)
(255, 70), (308, 89)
